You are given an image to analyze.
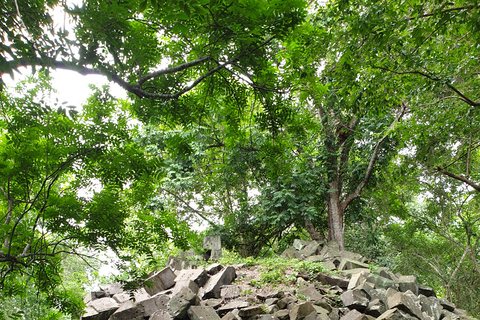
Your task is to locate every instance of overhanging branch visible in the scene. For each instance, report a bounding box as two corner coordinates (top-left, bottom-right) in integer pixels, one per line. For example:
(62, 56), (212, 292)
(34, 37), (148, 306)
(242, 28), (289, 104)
(435, 167), (480, 192)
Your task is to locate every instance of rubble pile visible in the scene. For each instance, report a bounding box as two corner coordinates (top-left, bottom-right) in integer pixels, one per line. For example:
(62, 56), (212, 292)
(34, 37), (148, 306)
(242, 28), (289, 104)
(80, 240), (476, 320)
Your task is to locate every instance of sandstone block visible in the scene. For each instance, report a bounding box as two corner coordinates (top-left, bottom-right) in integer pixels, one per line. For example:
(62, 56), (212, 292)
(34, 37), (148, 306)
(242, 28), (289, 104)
(298, 287), (323, 302)
(203, 266), (236, 299)
(109, 300), (144, 320)
(293, 239), (309, 251)
(275, 309), (290, 320)
(340, 290), (369, 312)
(316, 273), (349, 289)
(206, 263), (224, 275)
(377, 308), (418, 320)
(418, 285), (436, 298)
(188, 306), (221, 320)
(299, 241), (320, 257)
(397, 275), (418, 296)
(339, 309), (364, 320)
(289, 302), (316, 320)
(85, 297), (119, 320)
(282, 247), (302, 260)
(239, 305), (265, 318)
(145, 267), (176, 296)
(151, 309), (173, 320)
(84, 291), (107, 304)
(338, 259), (370, 271)
(387, 291), (424, 320)
(99, 283), (123, 296)
(439, 298), (456, 312)
(168, 287), (200, 319)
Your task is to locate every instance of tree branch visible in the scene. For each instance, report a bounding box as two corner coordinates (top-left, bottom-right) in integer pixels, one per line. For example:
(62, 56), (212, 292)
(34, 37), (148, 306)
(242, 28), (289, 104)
(435, 167), (480, 192)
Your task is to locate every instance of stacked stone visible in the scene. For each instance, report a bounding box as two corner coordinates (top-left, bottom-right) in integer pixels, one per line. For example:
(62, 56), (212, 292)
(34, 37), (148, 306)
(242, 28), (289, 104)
(80, 240), (477, 320)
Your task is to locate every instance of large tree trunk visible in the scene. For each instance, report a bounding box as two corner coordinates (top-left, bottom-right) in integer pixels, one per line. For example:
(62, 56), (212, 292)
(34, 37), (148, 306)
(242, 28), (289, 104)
(327, 179), (344, 250)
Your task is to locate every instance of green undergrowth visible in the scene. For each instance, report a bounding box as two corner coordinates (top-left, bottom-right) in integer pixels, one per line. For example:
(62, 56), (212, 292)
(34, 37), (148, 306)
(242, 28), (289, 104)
(217, 250), (331, 288)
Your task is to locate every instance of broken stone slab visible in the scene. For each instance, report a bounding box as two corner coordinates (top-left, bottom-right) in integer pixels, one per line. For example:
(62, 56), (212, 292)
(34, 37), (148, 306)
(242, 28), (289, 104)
(134, 288), (151, 302)
(81, 306), (101, 320)
(145, 267), (177, 296)
(204, 235), (222, 250)
(297, 287), (323, 302)
(109, 300), (144, 320)
(84, 291), (107, 304)
(439, 298), (456, 312)
(293, 239), (310, 251)
(210, 249), (223, 260)
(275, 309), (290, 320)
(281, 247), (303, 260)
(340, 289), (369, 312)
(188, 306), (221, 320)
(340, 269), (372, 278)
(289, 302), (316, 320)
(278, 296), (296, 309)
(85, 297), (119, 320)
(167, 256), (188, 272)
(396, 275), (418, 296)
(340, 309), (364, 320)
(313, 305), (329, 316)
(377, 308), (418, 320)
(99, 283), (123, 296)
(365, 299), (386, 318)
(220, 285), (242, 300)
(419, 295), (442, 320)
(265, 298), (279, 306)
(217, 301), (250, 314)
(297, 277), (316, 290)
(299, 241), (321, 258)
(203, 266), (236, 299)
(315, 273), (349, 289)
(254, 315), (279, 320)
(418, 285), (436, 298)
(202, 298), (223, 309)
(257, 290), (284, 301)
(172, 280), (200, 296)
(365, 273), (396, 290)
(140, 293), (170, 317)
(221, 311), (241, 320)
(239, 305), (265, 318)
(175, 268), (208, 288)
(348, 272), (369, 290)
(441, 310), (461, 320)
(313, 299), (332, 312)
(151, 309), (173, 320)
(168, 287), (200, 319)
(206, 263), (224, 275)
(387, 291), (424, 320)
(338, 259), (370, 271)
(266, 305), (280, 314)
(112, 292), (131, 304)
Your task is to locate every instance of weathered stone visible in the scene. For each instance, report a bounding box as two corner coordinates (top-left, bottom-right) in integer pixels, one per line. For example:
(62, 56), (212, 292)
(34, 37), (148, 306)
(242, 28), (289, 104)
(340, 290), (369, 312)
(339, 309), (364, 320)
(210, 249), (223, 260)
(293, 239), (310, 251)
(439, 298), (456, 312)
(419, 295), (442, 320)
(298, 287), (323, 302)
(204, 235), (222, 250)
(418, 285), (436, 298)
(257, 290), (284, 300)
(139, 293), (170, 317)
(151, 309), (173, 320)
(167, 256), (188, 271)
(202, 299), (223, 309)
(396, 275), (418, 296)
(265, 298), (280, 306)
(239, 305), (265, 318)
(85, 297), (119, 320)
(278, 296), (296, 310)
(377, 308), (418, 320)
(203, 266), (236, 299)
(340, 269), (372, 278)
(168, 287), (200, 319)
(275, 309), (291, 320)
(365, 299), (386, 318)
(329, 308), (340, 320)
(347, 272), (369, 290)
(221, 311), (241, 320)
(289, 302), (316, 320)
(387, 291), (424, 320)
(81, 306), (101, 320)
(282, 247), (303, 260)
(266, 305), (280, 314)
(188, 306), (221, 320)
(365, 273), (396, 290)
(316, 273), (349, 289)
(109, 300), (144, 320)
(297, 277), (315, 290)
(441, 310), (461, 320)
(220, 285), (242, 299)
(313, 305), (329, 316)
(338, 259), (370, 272)
(206, 263), (224, 275)
(84, 291), (107, 304)
(217, 301), (250, 314)
(173, 280), (200, 296)
(314, 299), (332, 312)
(299, 241), (320, 258)
(175, 268), (208, 287)
(145, 267), (176, 296)
(112, 292), (130, 304)
(99, 283), (123, 296)
(134, 288), (151, 302)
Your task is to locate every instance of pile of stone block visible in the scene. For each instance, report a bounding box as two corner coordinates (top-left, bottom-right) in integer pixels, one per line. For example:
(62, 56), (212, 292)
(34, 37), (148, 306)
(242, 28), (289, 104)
(80, 240), (477, 320)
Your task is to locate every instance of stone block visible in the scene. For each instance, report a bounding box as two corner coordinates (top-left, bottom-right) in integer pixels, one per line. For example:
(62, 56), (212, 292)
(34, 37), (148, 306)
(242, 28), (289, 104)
(293, 239), (309, 251)
(99, 283), (123, 296)
(85, 297), (119, 320)
(134, 288), (151, 302)
(203, 266), (236, 299)
(348, 271), (369, 290)
(299, 241), (320, 257)
(109, 301), (144, 320)
(338, 259), (370, 271)
(188, 306), (221, 320)
(84, 291), (107, 304)
(204, 235), (222, 250)
(168, 287), (200, 319)
(365, 273), (396, 290)
(206, 263), (224, 275)
(387, 291), (424, 320)
(255, 315), (279, 320)
(112, 292), (130, 304)
(151, 309), (173, 320)
(419, 295), (442, 320)
(167, 256), (188, 272)
(289, 302), (316, 320)
(418, 285), (436, 298)
(439, 298), (456, 312)
(339, 309), (364, 320)
(145, 267), (176, 296)
(239, 305), (265, 318)
(220, 285), (242, 299)
(173, 280), (200, 296)
(210, 249), (222, 260)
(315, 273), (349, 289)
(257, 290), (284, 300)
(217, 301), (250, 314)
(282, 247), (302, 260)
(139, 293), (170, 317)
(275, 309), (290, 320)
(340, 269), (372, 278)
(397, 275), (418, 296)
(298, 287), (323, 302)
(377, 308), (418, 320)
(365, 299), (386, 318)
(340, 290), (369, 312)
(81, 306), (100, 320)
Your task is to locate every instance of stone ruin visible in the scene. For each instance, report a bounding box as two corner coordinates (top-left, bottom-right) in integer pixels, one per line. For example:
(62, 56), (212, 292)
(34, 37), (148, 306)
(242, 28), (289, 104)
(80, 239), (477, 320)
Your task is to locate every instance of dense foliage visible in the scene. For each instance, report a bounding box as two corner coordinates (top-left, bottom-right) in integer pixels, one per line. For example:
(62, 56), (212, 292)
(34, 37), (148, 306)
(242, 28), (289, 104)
(1, 0), (480, 317)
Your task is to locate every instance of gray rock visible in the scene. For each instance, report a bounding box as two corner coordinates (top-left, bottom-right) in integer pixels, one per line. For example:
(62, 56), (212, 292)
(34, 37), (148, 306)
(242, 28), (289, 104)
(339, 309), (364, 320)
(139, 293), (170, 317)
(282, 247), (303, 260)
(85, 297), (119, 320)
(220, 285), (242, 300)
(266, 305), (280, 314)
(314, 299), (332, 312)
(299, 241), (320, 257)
(387, 291), (424, 320)
(109, 301), (144, 320)
(167, 256), (188, 271)
(217, 301), (250, 314)
(377, 308), (418, 320)
(202, 298), (223, 309)
(134, 288), (151, 302)
(221, 311), (241, 320)
(239, 305), (265, 318)
(340, 269), (372, 278)
(439, 298), (456, 312)
(418, 285), (436, 298)
(188, 306), (221, 320)
(84, 291), (107, 304)
(151, 309), (173, 320)
(203, 266), (236, 299)
(340, 289), (369, 312)
(145, 267), (177, 296)
(175, 268), (208, 288)
(289, 302), (316, 320)
(298, 287), (323, 302)
(265, 298), (280, 306)
(441, 310), (461, 320)
(297, 277), (315, 290)
(204, 235), (222, 250)
(206, 263), (224, 275)
(99, 283), (123, 296)
(275, 309), (291, 320)
(365, 273), (396, 290)
(278, 296), (296, 309)
(397, 275), (418, 296)
(293, 239), (310, 251)
(257, 290), (284, 300)
(329, 308), (340, 320)
(173, 280), (200, 296)
(365, 299), (386, 318)
(347, 272), (369, 290)
(315, 273), (349, 289)
(338, 259), (370, 271)
(254, 315), (279, 320)
(112, 292), (131, 304)
(168, 287), (200, 319)
(81, 306), (101, 320)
